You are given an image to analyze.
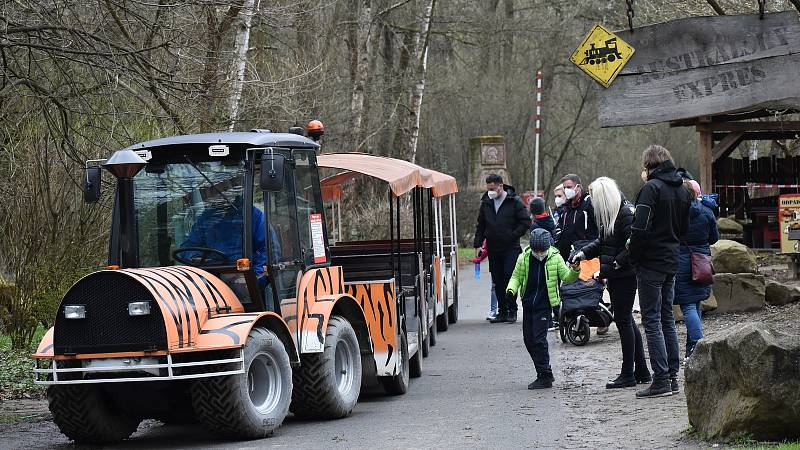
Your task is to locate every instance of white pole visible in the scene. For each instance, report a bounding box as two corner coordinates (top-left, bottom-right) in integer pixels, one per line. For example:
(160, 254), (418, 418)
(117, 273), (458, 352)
(533, 70), (543, 196)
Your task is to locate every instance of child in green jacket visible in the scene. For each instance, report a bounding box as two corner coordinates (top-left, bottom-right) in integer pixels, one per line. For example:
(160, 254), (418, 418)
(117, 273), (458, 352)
(506, 228), (581, 389)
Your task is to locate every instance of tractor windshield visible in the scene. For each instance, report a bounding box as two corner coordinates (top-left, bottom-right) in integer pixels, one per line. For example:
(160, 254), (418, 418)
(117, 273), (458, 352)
(133, 160), (267, 273)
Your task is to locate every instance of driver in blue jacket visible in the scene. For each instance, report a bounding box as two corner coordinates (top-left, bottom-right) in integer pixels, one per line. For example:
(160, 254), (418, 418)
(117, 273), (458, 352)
(180, 184), (279, 284)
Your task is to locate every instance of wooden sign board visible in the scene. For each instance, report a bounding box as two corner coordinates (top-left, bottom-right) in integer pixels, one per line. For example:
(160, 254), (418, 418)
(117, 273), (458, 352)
(597, 12), (800, 127)
(570, 24), (635, 88)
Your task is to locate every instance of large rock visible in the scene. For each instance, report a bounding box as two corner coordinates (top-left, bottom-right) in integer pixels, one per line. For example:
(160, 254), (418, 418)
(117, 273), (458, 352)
(685, 323), (800, 441)
(717, 217), (744, 235)
(712, 273), (765, 313)
(711, 240), (758, 274)
(765, 281), (800, 306)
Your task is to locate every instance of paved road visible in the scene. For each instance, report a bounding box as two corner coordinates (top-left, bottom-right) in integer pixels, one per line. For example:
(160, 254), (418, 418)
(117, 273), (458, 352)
(0, 262), (697, 449)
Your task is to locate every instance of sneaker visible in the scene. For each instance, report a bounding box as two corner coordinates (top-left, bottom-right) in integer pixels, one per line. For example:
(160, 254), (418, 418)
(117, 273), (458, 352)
(485, 311), (497, 321)
(597, 326), (609, 335)
(528, 372), (554, 390)
(506, 312), (517, 323)
(489, 314), (508, 324)
(636, 381), (673, 398)
(671, 377), (680, 394)
(605, 375), (637, 389)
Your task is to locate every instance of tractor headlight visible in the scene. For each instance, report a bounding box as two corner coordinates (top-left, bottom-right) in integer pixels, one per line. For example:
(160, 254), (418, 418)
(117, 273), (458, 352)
(64, 305), (86, 319)
(128, 301), (151, 316)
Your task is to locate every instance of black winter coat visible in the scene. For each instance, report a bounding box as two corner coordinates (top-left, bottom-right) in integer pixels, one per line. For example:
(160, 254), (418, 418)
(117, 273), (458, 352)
(579, 201), (636, 279)
(629, 160), (693, 274)
(556, 193), (598, 261)
(473, 185), (531, 253)
(531, 213), (557, 240)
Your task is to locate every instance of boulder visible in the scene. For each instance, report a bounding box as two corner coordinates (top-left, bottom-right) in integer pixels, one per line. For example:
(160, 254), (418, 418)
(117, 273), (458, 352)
(711, 240), (758, 274)
(765, 281), (800, 306)
(701, 292), (718, 313)
(717, 217), (744, 235)
(685, 323), (800, 441)
(712, 273), (765, 313)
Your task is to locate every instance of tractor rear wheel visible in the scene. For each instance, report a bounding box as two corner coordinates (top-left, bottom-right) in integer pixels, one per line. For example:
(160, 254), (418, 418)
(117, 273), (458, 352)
(290, 316), (362, 419)
(48, 384), (141, 444)
(191, 327), (292, 438)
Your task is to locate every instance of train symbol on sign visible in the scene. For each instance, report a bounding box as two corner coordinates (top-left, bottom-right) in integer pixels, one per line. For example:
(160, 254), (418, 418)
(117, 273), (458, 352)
(579, 38), (624, 65)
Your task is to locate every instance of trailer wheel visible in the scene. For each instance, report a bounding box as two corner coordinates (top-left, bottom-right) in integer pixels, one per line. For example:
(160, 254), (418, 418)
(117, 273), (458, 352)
(421, 295), (430, 357)
(410, 316), (423, 378)
(191, 327), (292, 438)
(447, 276), (459, 324)
(48, 385), (141, 444)
(429, 316), (437, 347)
(380, 331), (409, 395)
(290, 316), (362, 419)
(436, 293), (449, 332)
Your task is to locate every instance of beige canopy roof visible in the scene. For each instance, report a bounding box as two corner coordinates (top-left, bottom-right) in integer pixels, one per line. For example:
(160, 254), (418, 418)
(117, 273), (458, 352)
(317, 153), (458, 198)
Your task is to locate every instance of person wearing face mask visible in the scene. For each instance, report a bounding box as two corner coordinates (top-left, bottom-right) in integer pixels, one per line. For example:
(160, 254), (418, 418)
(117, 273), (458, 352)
(556, 174), (599, 263)
(473, 173), (531, 323)
(506, 228), (581, 389)
(628, 145), (693, 399)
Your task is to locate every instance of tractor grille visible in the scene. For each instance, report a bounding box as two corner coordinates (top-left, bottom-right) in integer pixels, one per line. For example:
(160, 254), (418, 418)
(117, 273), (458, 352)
(53, 272), (167, 355)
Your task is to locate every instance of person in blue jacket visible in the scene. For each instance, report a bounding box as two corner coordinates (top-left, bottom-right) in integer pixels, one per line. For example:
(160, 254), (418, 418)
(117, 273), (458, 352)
(674, 179), (719, 360)
(181, 187), (280, 284)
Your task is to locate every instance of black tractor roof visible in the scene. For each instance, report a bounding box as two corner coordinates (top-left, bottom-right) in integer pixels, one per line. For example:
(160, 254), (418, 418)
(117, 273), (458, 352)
(123, 131), (320, 152)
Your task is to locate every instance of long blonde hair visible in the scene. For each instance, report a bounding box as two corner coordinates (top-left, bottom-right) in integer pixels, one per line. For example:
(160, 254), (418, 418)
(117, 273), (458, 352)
(589, 177), (622, 238)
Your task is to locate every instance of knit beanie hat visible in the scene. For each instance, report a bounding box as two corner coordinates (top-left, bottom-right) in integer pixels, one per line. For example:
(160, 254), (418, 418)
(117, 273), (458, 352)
(529, 197), (546, 215)
(529, 228), (553, 252)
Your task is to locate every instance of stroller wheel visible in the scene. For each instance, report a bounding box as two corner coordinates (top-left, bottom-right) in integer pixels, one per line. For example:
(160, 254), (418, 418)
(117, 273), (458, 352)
(566, 316), (591, 346)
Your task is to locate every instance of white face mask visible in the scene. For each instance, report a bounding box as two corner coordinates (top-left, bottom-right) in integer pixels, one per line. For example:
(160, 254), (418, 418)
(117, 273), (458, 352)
(554, 196), (566, 207)
(533, 252), (547, 261)
(487, 190), (499, 200)
(564, 187), (577, 200)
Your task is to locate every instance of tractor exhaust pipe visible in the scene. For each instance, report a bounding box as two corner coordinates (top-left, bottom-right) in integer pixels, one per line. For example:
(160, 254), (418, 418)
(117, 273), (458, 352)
(103, 150), (146, 269)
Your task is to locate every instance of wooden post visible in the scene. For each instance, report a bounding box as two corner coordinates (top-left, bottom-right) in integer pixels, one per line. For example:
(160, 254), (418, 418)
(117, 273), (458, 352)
(699, 118), (714, 193)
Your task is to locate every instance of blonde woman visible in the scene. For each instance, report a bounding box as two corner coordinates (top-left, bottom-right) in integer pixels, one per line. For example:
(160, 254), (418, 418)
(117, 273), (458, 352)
(573, 177), (651, 388)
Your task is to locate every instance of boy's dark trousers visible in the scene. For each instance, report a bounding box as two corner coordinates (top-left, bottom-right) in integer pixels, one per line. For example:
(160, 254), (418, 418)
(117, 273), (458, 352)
(522, 305), (552, 377)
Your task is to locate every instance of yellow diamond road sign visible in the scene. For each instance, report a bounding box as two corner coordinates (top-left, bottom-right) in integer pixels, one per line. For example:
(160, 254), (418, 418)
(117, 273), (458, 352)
(570, 24), (635, 88)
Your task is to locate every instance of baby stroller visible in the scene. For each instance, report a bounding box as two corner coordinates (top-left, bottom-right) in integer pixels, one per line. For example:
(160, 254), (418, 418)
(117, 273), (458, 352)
(558, 278), (613, 346)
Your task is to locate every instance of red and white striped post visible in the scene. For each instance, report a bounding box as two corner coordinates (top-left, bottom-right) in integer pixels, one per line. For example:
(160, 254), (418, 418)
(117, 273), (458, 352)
(533, 70), (543, 196)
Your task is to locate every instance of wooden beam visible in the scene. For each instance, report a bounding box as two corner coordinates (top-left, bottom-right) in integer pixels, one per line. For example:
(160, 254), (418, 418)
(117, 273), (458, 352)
(670, 109), (800, 127)
(711, 131), (745, 161)
(699, 122), (714, 194)
(698, 121), (800, 132)
(712, 131), (800, 141)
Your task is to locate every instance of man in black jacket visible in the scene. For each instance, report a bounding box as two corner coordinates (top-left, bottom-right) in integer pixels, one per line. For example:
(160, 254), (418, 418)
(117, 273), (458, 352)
(474, 174), (531, 323)
(556, 174), (599, 261)
(629, 145), (693, 399)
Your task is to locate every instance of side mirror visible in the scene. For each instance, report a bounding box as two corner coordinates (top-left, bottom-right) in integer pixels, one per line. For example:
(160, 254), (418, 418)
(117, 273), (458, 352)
(260, 150), (286, 192)
(84, 166), (102, 203)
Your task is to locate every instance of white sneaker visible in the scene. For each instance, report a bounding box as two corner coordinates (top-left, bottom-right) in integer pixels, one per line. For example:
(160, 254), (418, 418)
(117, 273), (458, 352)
(485, 311), (497, 321)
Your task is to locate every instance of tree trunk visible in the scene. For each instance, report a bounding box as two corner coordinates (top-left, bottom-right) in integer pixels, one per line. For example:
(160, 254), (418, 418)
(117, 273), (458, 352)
(226, 0), (257, 132)
(404, 0), (436, 164)
(349, 0), (373, 151)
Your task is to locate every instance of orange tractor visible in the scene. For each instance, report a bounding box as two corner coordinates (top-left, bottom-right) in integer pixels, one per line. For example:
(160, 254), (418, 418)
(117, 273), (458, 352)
(32, 125), (459, 443)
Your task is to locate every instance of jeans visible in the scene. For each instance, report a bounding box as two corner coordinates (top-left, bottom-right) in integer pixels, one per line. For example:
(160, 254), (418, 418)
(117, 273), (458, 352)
(607, 276), (649, 379)
(522, 305), (552, 375)
(489, 281), (498, 313)
(680, 302), (703, 353)
(488, 248), (521, 315)
(636, 267), (681, 384)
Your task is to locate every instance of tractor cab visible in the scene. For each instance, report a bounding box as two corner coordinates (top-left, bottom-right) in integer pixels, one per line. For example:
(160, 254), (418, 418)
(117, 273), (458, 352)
(95, 131), (328, 313)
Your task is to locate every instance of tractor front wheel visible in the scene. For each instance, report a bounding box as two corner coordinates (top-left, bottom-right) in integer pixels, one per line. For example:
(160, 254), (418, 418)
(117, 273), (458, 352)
(191, 327), (293, 438)
(48, 385), (141, 444)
